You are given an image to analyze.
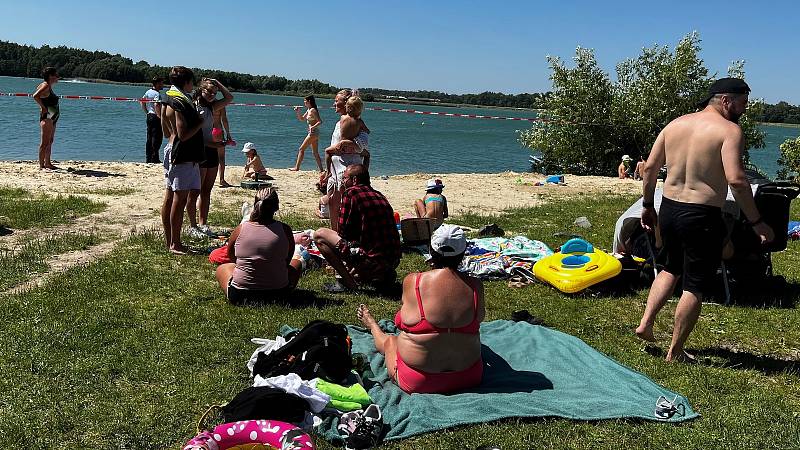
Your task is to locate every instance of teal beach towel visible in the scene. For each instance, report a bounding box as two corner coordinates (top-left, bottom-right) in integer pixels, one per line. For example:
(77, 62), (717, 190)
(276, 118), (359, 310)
(316, 320), (698, 443)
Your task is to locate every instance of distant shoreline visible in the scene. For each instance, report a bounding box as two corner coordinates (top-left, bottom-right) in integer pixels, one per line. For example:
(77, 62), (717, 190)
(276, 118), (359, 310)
(758, 122), (800, 129)
(3, 75), (538, 112)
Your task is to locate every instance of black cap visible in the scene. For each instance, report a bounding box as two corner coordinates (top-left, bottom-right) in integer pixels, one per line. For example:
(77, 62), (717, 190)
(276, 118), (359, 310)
(697, 77), (751, 108)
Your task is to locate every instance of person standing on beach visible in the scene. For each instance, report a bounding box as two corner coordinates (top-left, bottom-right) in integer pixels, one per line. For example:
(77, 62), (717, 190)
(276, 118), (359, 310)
(187, 78), (234, 236)
(32, 67), (60, 170)
(291, 95), (323, 172)
(325, 90), (370, 232)
(215, 106), (234, 187)
(142, 77), (165, 163)
(161, 66), (205, 255)
(635, 78), (775, 362)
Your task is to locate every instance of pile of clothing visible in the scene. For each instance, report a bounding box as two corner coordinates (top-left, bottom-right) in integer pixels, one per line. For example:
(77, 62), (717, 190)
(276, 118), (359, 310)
(788, 221), (800, 240)
(220, 320), (384, 450)
(459, 236), (553, 280)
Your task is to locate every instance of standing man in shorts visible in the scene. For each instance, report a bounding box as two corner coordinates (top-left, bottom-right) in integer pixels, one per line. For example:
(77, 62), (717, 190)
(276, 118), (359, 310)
(314, 164), (401, 292)
(635, 78), (774, 362)
(142, 76), (165, 163)
(161, 66), (205, 255)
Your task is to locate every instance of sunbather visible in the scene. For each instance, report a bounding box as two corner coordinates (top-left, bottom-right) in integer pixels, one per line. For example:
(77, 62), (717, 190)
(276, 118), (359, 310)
(414, 178), (448, 229)
(357, 225), (485, 394)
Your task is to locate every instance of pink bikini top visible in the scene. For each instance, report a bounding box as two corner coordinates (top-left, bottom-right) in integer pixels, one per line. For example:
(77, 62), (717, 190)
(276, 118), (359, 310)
(394, 272), (480, 335)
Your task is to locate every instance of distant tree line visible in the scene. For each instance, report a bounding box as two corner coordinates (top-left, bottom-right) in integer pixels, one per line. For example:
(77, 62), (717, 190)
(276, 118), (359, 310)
(358, 88), (548, 109)
(756, 101), (800, 124)
(0, 40), (548, 108)
(0, 40), (339, 95)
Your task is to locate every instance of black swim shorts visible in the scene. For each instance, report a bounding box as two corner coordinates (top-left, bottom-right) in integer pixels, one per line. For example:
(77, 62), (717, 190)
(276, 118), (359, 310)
(200, 146), (220, 169)
(227, 279), (292, 305)
(659, 196), (725, 298)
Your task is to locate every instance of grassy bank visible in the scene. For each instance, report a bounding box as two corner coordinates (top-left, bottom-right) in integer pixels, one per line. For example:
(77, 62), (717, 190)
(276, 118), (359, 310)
(0, 232), (102, 291)
(0, 187), (105, 230)
(0, 195), (798, 449)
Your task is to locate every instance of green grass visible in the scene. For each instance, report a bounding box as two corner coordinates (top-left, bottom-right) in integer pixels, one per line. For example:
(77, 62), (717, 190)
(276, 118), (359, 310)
(68, 187), (137, 196)
(0, 187), (106, 230)
(0, 196), (798, 449)
(0, 232), (102, 291)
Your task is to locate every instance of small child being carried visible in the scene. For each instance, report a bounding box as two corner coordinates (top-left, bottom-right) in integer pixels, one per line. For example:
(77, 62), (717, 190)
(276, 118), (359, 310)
(325, 96), (371, 169)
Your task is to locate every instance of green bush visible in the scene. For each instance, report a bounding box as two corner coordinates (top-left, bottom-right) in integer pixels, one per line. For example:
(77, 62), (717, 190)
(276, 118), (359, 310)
(777, 136), (800, 180)
(522, 32), (765, 175)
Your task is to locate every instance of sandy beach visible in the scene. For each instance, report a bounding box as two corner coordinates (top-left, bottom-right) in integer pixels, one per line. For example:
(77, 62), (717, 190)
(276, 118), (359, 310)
(0, 160), (642, 290)
(0, 160), (642, 230)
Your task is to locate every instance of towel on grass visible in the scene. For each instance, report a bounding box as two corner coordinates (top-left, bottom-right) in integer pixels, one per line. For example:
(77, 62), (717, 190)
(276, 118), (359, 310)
(460, 237), (552, 279)
(315, 320), (698, 443)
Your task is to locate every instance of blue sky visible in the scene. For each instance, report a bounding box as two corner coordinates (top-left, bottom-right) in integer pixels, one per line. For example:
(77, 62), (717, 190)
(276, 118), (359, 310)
(3, 0), (798, 103)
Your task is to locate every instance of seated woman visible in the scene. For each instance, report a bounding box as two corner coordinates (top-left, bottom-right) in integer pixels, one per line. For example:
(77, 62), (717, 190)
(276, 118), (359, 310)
(357, 224), (484, 394)
(414, 178), (448, 229)
(215, 188), (302, 304)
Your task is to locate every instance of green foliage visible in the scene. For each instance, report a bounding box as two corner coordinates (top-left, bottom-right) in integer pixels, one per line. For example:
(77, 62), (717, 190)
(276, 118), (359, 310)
(520, 48), (616, 174)
(521, 33), (767, 175)
(777, 135), (800, 180)
(758, 101), (800, 124)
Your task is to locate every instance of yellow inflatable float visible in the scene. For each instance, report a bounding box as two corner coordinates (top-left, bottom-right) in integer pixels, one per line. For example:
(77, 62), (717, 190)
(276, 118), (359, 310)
(533, 238), (622, 293)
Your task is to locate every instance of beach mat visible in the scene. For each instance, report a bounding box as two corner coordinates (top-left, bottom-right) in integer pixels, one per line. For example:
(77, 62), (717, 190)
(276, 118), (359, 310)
(315, 320), (698, 443)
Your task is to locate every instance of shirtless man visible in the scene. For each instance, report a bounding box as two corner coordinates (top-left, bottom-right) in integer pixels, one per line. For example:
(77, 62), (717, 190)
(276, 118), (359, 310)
(635, 78), (774, 362)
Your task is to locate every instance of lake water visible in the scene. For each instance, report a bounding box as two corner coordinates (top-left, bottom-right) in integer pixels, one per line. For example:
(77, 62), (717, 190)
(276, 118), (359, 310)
(1, 76), (796, 176)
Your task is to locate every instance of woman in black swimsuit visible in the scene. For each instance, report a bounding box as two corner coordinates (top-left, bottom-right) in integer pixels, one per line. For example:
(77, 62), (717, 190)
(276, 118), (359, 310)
(32, 67), (60, 170)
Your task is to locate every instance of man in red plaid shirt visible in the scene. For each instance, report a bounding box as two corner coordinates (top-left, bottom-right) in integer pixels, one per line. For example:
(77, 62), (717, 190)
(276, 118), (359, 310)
(314, 164), (401, 292)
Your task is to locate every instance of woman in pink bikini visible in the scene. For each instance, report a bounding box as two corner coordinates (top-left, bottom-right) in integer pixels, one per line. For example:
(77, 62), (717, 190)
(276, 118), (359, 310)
(357, 224), (485, 394)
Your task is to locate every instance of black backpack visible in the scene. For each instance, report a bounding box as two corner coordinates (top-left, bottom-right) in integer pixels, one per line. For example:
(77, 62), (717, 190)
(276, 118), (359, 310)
(253, 320), (352, 384)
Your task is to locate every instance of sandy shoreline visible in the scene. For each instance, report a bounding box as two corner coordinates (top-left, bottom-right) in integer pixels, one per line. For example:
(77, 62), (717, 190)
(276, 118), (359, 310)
(0, 159), (642, 223)
(0, 160), (642, 291)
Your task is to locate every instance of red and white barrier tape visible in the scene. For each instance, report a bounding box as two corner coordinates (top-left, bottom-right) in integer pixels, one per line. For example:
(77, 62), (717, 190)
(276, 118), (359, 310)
(1, 92), (543, 123)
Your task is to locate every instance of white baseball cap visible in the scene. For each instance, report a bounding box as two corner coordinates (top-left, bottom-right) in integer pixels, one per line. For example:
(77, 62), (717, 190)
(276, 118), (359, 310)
(430, 224), (466, 257)
(622, 154), (632, 161)
(242, 142), (257, 152)
(426, 178), (444, 190)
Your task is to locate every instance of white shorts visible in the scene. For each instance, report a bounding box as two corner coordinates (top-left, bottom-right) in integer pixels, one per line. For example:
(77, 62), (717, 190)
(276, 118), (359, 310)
(163, 145), (200, 191)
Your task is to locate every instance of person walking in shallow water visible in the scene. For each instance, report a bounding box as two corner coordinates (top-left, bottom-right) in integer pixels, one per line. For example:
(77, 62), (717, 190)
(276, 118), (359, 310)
(32, 67), (60, 170)
(635, 78), (774, 362)
(291, 95), (323, 172)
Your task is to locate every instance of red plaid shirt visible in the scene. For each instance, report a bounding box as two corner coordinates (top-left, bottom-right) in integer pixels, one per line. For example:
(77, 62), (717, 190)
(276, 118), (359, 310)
(339, 184), (401, 264)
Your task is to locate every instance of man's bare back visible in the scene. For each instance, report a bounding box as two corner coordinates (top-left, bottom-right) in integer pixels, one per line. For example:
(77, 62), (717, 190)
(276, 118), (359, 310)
(658, 109), (741, 207)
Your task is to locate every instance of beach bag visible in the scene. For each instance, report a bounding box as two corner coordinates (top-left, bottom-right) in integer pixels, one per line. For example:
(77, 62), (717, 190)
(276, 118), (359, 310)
(252, 320), (352, 384)
(222, 386), (310, 423)
(401, 218), (434, 246)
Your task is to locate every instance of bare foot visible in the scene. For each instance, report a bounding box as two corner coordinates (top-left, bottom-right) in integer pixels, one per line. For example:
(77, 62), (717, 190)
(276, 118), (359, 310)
(665, 350), (697, 363)
(635, 324), (656, 342)
(289, 167), (300, 172)
(219, 181), (232, 188)
(357, 304), (378, 330)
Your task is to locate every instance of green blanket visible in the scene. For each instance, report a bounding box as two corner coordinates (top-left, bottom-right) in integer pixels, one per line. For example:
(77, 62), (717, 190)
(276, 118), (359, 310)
(316, 320), (698, 443)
